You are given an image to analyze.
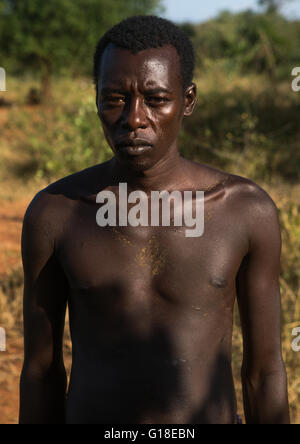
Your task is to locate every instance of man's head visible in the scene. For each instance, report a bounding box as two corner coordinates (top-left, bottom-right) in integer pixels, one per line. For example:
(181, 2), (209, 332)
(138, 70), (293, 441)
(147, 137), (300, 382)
(93, 16), (197, 171)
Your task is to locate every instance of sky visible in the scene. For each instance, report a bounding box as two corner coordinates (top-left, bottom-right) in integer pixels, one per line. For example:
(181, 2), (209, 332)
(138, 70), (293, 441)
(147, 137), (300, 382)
(162, 0), (300, 23)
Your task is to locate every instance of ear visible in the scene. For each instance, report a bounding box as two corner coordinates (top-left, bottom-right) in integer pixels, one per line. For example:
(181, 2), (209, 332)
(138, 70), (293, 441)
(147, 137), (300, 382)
(183, 83), (197, 117)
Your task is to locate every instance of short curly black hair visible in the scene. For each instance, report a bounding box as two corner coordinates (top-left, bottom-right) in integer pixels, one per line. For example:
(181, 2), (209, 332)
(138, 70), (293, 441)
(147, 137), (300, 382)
(93, 15), (195, 93)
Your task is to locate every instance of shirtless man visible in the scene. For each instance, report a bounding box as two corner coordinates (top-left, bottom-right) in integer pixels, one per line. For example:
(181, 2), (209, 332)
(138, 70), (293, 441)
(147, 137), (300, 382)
(19, 16), (290, 424)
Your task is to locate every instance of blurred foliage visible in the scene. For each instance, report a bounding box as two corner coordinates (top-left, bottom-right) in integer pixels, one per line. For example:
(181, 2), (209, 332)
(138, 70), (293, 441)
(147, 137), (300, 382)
(27, 96), (112, 180)
(3, 92), (112, 180)
(258, 0), (294, 14)
(280, 201), (300, 288)
(180, 73), (300, 182)
(186, 9), (300, 80)
(0, 0), (163, 97)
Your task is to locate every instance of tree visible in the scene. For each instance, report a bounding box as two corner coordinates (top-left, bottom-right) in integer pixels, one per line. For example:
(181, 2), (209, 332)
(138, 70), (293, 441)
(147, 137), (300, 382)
(258, 0), (292, 14)
(191, 9), (296, 80)
(0, 0), (163, 100)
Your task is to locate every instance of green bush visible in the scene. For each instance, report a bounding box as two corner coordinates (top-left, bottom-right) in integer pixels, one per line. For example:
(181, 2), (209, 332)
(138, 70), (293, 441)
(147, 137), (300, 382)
(189, 10), (300, 80)
(180, 74), (300, 182)
(24, 96), (112, 180)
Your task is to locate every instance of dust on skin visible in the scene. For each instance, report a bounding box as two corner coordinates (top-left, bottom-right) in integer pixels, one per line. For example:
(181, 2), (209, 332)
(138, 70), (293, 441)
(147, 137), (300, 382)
(112, 229), (166, 276)
(203, 177), (229, 222)
(136, 236), (166, 276)
(112, 227), (133, 246)
(111, 178), (229, 276)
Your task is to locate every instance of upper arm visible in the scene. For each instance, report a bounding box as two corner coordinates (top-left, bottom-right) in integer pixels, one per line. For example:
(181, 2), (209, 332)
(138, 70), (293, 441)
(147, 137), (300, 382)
(236, 186), (283, 374)
(21, 191), (68, 377)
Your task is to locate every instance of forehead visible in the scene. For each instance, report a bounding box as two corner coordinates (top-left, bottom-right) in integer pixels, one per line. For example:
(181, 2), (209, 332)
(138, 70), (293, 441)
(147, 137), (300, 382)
(98, 43), (182, 91)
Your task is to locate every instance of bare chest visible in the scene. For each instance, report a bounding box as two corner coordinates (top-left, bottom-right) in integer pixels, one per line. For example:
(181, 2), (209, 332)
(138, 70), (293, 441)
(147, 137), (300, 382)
(57, 196), (248, 312)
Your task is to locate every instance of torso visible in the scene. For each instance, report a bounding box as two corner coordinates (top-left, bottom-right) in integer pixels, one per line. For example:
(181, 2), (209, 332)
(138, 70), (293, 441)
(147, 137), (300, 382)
(47, 159), (251, 424)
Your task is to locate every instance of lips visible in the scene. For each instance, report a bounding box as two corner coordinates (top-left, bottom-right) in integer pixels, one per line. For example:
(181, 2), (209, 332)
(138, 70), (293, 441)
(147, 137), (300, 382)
(115, 138), (153, 156)
(115, 138), (153, 148)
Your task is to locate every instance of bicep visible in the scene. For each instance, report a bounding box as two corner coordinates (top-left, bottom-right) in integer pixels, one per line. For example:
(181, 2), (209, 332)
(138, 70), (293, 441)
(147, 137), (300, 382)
(236, 197), (283, 372)
(21, 196), (68, 376)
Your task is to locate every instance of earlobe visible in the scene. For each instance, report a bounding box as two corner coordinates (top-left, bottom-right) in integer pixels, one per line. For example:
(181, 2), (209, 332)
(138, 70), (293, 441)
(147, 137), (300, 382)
(184, 83), (197, 117)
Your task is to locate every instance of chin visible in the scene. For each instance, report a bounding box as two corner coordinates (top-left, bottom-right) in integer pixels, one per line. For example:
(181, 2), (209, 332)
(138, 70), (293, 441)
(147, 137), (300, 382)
(122, 159), (154, 172)
(116, 154), (158, 172)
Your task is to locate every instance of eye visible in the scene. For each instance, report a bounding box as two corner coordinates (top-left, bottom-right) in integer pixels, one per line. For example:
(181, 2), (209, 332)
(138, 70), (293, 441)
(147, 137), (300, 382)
(145, 96), (169, 105)
(101, 95), (125, 105)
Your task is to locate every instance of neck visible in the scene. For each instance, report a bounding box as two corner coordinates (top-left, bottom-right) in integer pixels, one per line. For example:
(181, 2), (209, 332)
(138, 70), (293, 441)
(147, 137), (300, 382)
(110, 148), (191, 192)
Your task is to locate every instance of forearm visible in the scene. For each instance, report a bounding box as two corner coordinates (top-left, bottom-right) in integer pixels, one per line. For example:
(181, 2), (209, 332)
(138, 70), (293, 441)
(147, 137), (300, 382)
(19, 367), (67, 424)
(242, 366), (290, 424)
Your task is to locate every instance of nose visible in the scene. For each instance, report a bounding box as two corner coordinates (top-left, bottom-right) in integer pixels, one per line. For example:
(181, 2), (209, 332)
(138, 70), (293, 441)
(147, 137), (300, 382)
(121, 96), (147, 130)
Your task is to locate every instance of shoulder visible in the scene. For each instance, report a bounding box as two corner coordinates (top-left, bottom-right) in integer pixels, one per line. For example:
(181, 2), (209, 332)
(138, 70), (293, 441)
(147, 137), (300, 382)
(189, 160), (278, 215)
(24, 160), (112, 228)
(190, 160), (281, 246)
(22, 188), (64, 252)
(223, 173), (281, 250)
(42, 160), (112, 199)
(224, 173), (279, 218)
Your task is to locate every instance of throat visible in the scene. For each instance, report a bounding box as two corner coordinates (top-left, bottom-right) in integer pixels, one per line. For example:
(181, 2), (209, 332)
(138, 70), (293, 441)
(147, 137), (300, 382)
(110, 153), (192, 193)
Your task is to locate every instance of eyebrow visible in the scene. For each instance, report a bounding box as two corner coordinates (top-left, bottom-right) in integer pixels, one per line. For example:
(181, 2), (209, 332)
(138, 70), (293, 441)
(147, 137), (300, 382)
(100, 86), (172, 95)
(100, 87), (127, 95)
(143, 87), (172, 94)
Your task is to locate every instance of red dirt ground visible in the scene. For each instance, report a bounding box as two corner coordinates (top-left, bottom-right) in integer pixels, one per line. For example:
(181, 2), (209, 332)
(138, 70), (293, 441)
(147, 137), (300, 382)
(0, 198), (28, 423)
(0, 197), (72, 424)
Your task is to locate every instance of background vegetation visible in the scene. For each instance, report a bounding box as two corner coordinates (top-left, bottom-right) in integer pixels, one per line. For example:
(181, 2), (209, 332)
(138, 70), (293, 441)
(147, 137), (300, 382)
(0, 0), (299, 424)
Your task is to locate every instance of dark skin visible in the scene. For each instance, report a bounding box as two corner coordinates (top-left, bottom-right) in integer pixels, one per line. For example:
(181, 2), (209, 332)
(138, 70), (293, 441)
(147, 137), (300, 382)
(19, 43), (290, 424)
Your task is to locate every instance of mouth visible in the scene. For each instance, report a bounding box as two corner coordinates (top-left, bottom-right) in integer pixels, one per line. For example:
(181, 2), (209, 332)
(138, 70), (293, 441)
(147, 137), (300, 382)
(115, 138), (153, 156)
(119, 145), (153, 156)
